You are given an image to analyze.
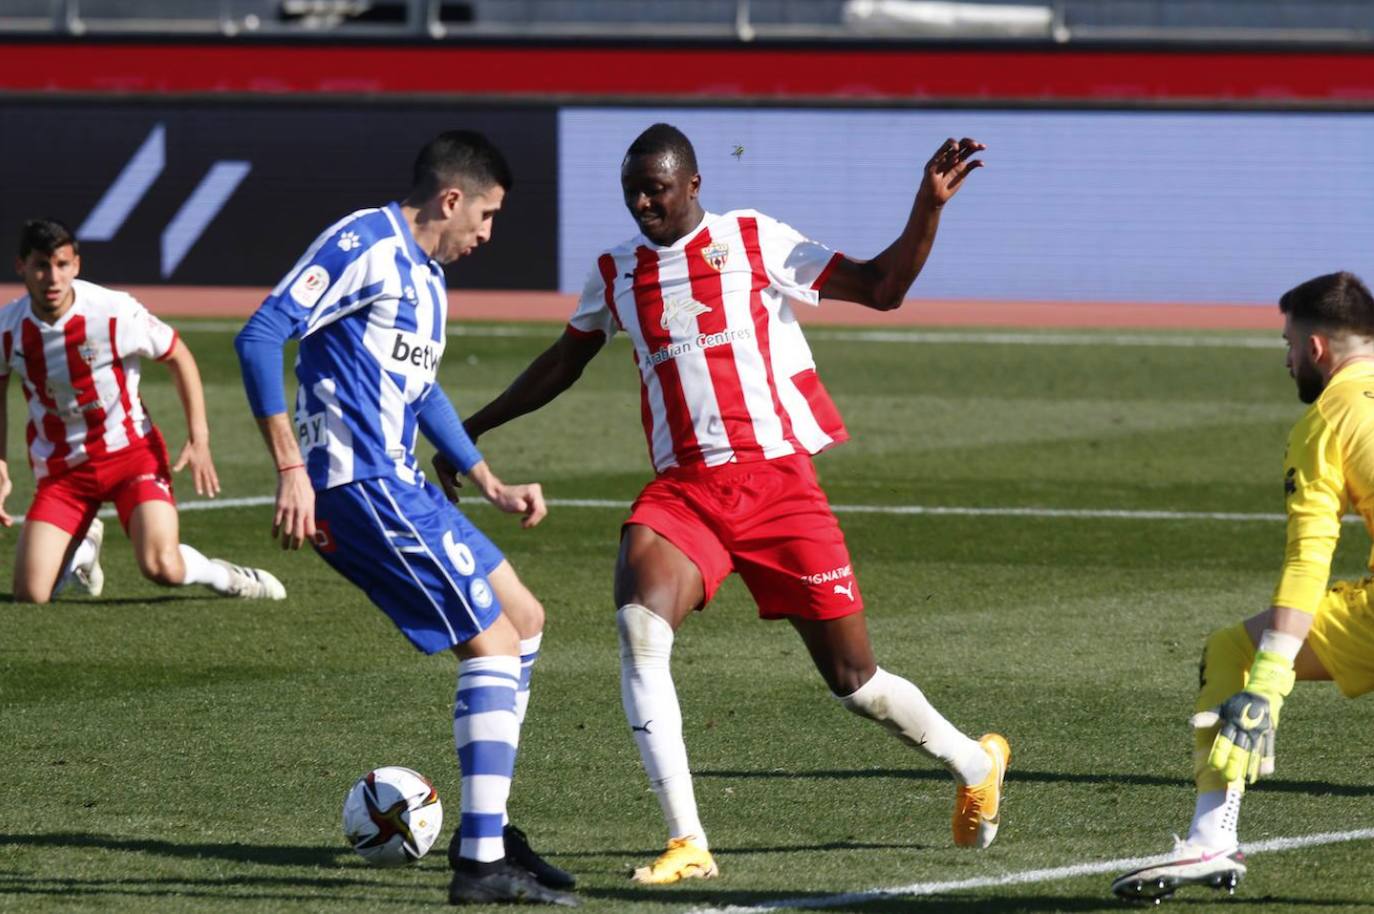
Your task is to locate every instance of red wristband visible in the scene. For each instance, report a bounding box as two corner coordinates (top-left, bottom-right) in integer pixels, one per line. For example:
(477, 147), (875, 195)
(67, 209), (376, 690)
(277, 463), (305, 473)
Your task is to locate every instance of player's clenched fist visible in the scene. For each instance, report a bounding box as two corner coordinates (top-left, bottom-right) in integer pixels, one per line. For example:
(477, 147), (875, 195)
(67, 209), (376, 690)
(1207, 650), (1295, 783)
(493, 483), (546, 529)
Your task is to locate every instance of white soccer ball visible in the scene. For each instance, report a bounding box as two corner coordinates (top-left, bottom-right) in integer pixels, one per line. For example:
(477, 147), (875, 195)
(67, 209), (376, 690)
(342, 766), (444, 866)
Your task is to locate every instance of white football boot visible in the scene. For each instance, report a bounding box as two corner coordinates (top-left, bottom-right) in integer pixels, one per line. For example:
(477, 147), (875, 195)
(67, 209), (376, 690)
(211, 559), (286, 600)
(1111, 836), (1245, 903)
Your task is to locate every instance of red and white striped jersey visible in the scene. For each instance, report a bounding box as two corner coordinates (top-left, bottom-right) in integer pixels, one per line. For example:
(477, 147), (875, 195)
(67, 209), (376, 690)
(569, 209), (848, 473)
(0, 279), (178, 480)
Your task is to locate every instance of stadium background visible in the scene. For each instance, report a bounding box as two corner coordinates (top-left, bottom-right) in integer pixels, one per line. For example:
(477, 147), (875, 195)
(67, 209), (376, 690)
(3, 1), (1373, 322)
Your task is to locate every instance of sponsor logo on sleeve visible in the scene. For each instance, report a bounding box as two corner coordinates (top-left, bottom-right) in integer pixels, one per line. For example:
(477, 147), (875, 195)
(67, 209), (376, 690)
(289, 264), (330, 308)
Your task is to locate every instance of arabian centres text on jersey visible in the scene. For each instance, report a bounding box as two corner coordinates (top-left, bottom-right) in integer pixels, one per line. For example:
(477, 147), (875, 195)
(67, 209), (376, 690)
(647, 326), (755, 368)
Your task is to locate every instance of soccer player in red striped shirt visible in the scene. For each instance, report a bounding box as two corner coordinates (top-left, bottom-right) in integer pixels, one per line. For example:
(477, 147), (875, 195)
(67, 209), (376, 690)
(460, 125), (1008, 881)
(0, 219), (284, 604)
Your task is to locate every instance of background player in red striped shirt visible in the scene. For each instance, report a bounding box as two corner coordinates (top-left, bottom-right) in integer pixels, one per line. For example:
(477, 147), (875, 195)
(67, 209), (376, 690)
(0, 219), (284, 604)
(459, 125), (1009, 882)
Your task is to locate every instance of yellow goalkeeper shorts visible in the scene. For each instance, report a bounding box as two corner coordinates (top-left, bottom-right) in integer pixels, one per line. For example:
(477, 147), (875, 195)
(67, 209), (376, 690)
(1308, 577), (1374, 698)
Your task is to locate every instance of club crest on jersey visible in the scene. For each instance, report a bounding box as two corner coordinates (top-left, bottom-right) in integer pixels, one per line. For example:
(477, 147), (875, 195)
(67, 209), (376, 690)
(79, 341), (98, 366)
(701, 241), (730, 272)
(660, 296), (711, 332)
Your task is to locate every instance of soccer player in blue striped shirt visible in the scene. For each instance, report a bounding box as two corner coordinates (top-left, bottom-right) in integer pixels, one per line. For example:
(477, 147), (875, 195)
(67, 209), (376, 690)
(234, 131), (577, 907)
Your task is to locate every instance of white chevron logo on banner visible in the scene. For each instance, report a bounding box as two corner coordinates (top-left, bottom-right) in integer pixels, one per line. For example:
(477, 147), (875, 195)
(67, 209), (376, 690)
(76, 122), (251, 279)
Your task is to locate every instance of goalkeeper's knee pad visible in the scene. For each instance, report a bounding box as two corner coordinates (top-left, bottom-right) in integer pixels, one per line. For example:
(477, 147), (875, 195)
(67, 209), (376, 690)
(1192, 622), (1254, 791)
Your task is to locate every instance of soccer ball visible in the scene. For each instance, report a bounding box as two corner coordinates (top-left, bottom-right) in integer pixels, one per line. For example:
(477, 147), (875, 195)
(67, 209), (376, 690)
(342, 766), (444, 866)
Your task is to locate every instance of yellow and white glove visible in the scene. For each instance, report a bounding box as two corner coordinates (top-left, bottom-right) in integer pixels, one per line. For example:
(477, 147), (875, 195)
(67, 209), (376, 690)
(1207, 649), (1295, 784)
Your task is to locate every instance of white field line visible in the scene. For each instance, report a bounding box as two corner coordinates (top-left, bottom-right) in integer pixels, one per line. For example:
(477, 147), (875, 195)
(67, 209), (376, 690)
(686, 827), (1374, 914)
(178, 321), (1279, 349)
(19, 495), (1360, 527)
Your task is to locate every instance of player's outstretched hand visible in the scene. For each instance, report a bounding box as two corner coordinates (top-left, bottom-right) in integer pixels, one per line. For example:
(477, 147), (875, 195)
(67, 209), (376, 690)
(431, 453), (463, 504)
(919, 137), (985, 208)
(0, 459), (12, 527)
(173, 438), (221, 498)
(273, 465), (317, 550)
(488, 482), (547, 529)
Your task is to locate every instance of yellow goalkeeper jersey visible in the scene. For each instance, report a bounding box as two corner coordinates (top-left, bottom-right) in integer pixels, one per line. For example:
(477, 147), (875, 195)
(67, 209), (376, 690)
(1273, 359), (1374, 614)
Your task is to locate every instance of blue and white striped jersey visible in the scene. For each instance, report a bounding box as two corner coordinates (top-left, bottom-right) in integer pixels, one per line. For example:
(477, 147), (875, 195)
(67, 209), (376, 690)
(251, 202), (448, 490)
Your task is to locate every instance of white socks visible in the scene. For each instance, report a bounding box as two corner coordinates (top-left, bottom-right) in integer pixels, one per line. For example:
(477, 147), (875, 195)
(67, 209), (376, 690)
(515, 633), (542, 731)
(454, 655), (521, 863)
(70, 536), (97, 573)
(503, 632), (542, 827)
(179, 544), (231, 591)
(54, 535), (99, 595)
(618, 604), (707, 847)
(838, 667), (992, 786)
(1188, 786), (1242, 849)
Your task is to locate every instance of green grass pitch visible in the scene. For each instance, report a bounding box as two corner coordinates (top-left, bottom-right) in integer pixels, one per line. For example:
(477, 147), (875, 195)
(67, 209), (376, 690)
(2, 320), (1371, 913)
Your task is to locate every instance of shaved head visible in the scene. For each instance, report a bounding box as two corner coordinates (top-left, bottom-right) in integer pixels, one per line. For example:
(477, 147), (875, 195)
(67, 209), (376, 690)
(625, 123), (698, 175)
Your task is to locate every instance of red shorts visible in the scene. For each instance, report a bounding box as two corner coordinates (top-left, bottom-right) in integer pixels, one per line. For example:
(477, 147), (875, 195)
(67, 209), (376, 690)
(26, 428), (176, 537)
(625, 453), (862, 620)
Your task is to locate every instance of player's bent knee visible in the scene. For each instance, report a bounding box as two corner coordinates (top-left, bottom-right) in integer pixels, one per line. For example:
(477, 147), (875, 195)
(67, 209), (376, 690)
(503, 594), (545, 638)
(617, 603), (674, 667)
(1195, 623), (1254, 713)
(836, 667), (892, 721)
(817, 655), (877, 698)
(1191, 622), (1255, 790)
(488, 561), (545, 636)
(457, 612), (521, 659)
(139, 546), (185, 587)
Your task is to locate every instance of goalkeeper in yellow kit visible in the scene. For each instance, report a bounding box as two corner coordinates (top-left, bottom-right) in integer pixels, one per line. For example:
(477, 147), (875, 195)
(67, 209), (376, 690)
(1114, 271), (1374, 903)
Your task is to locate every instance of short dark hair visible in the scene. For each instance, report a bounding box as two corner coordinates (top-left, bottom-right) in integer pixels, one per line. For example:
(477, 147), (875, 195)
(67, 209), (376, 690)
(1279, 272), (1374, 336)
(625, 123), (698, 175)
(409, 130), (513, 201)
(18, 218), (77, 260)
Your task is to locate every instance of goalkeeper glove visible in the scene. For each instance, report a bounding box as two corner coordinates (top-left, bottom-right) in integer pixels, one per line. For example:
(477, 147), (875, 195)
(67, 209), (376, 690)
(1207, 649), (1295, 784)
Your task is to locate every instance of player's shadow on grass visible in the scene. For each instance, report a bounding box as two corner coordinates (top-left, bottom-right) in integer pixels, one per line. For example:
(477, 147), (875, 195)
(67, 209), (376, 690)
(0, 592), (206, 606)
(696, 767), (1374, 798)
(0, 873), (429, 905)
(555, 839), (930, 858)
(0, 832), (350, 868)
(589, 885), (1369, 912)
